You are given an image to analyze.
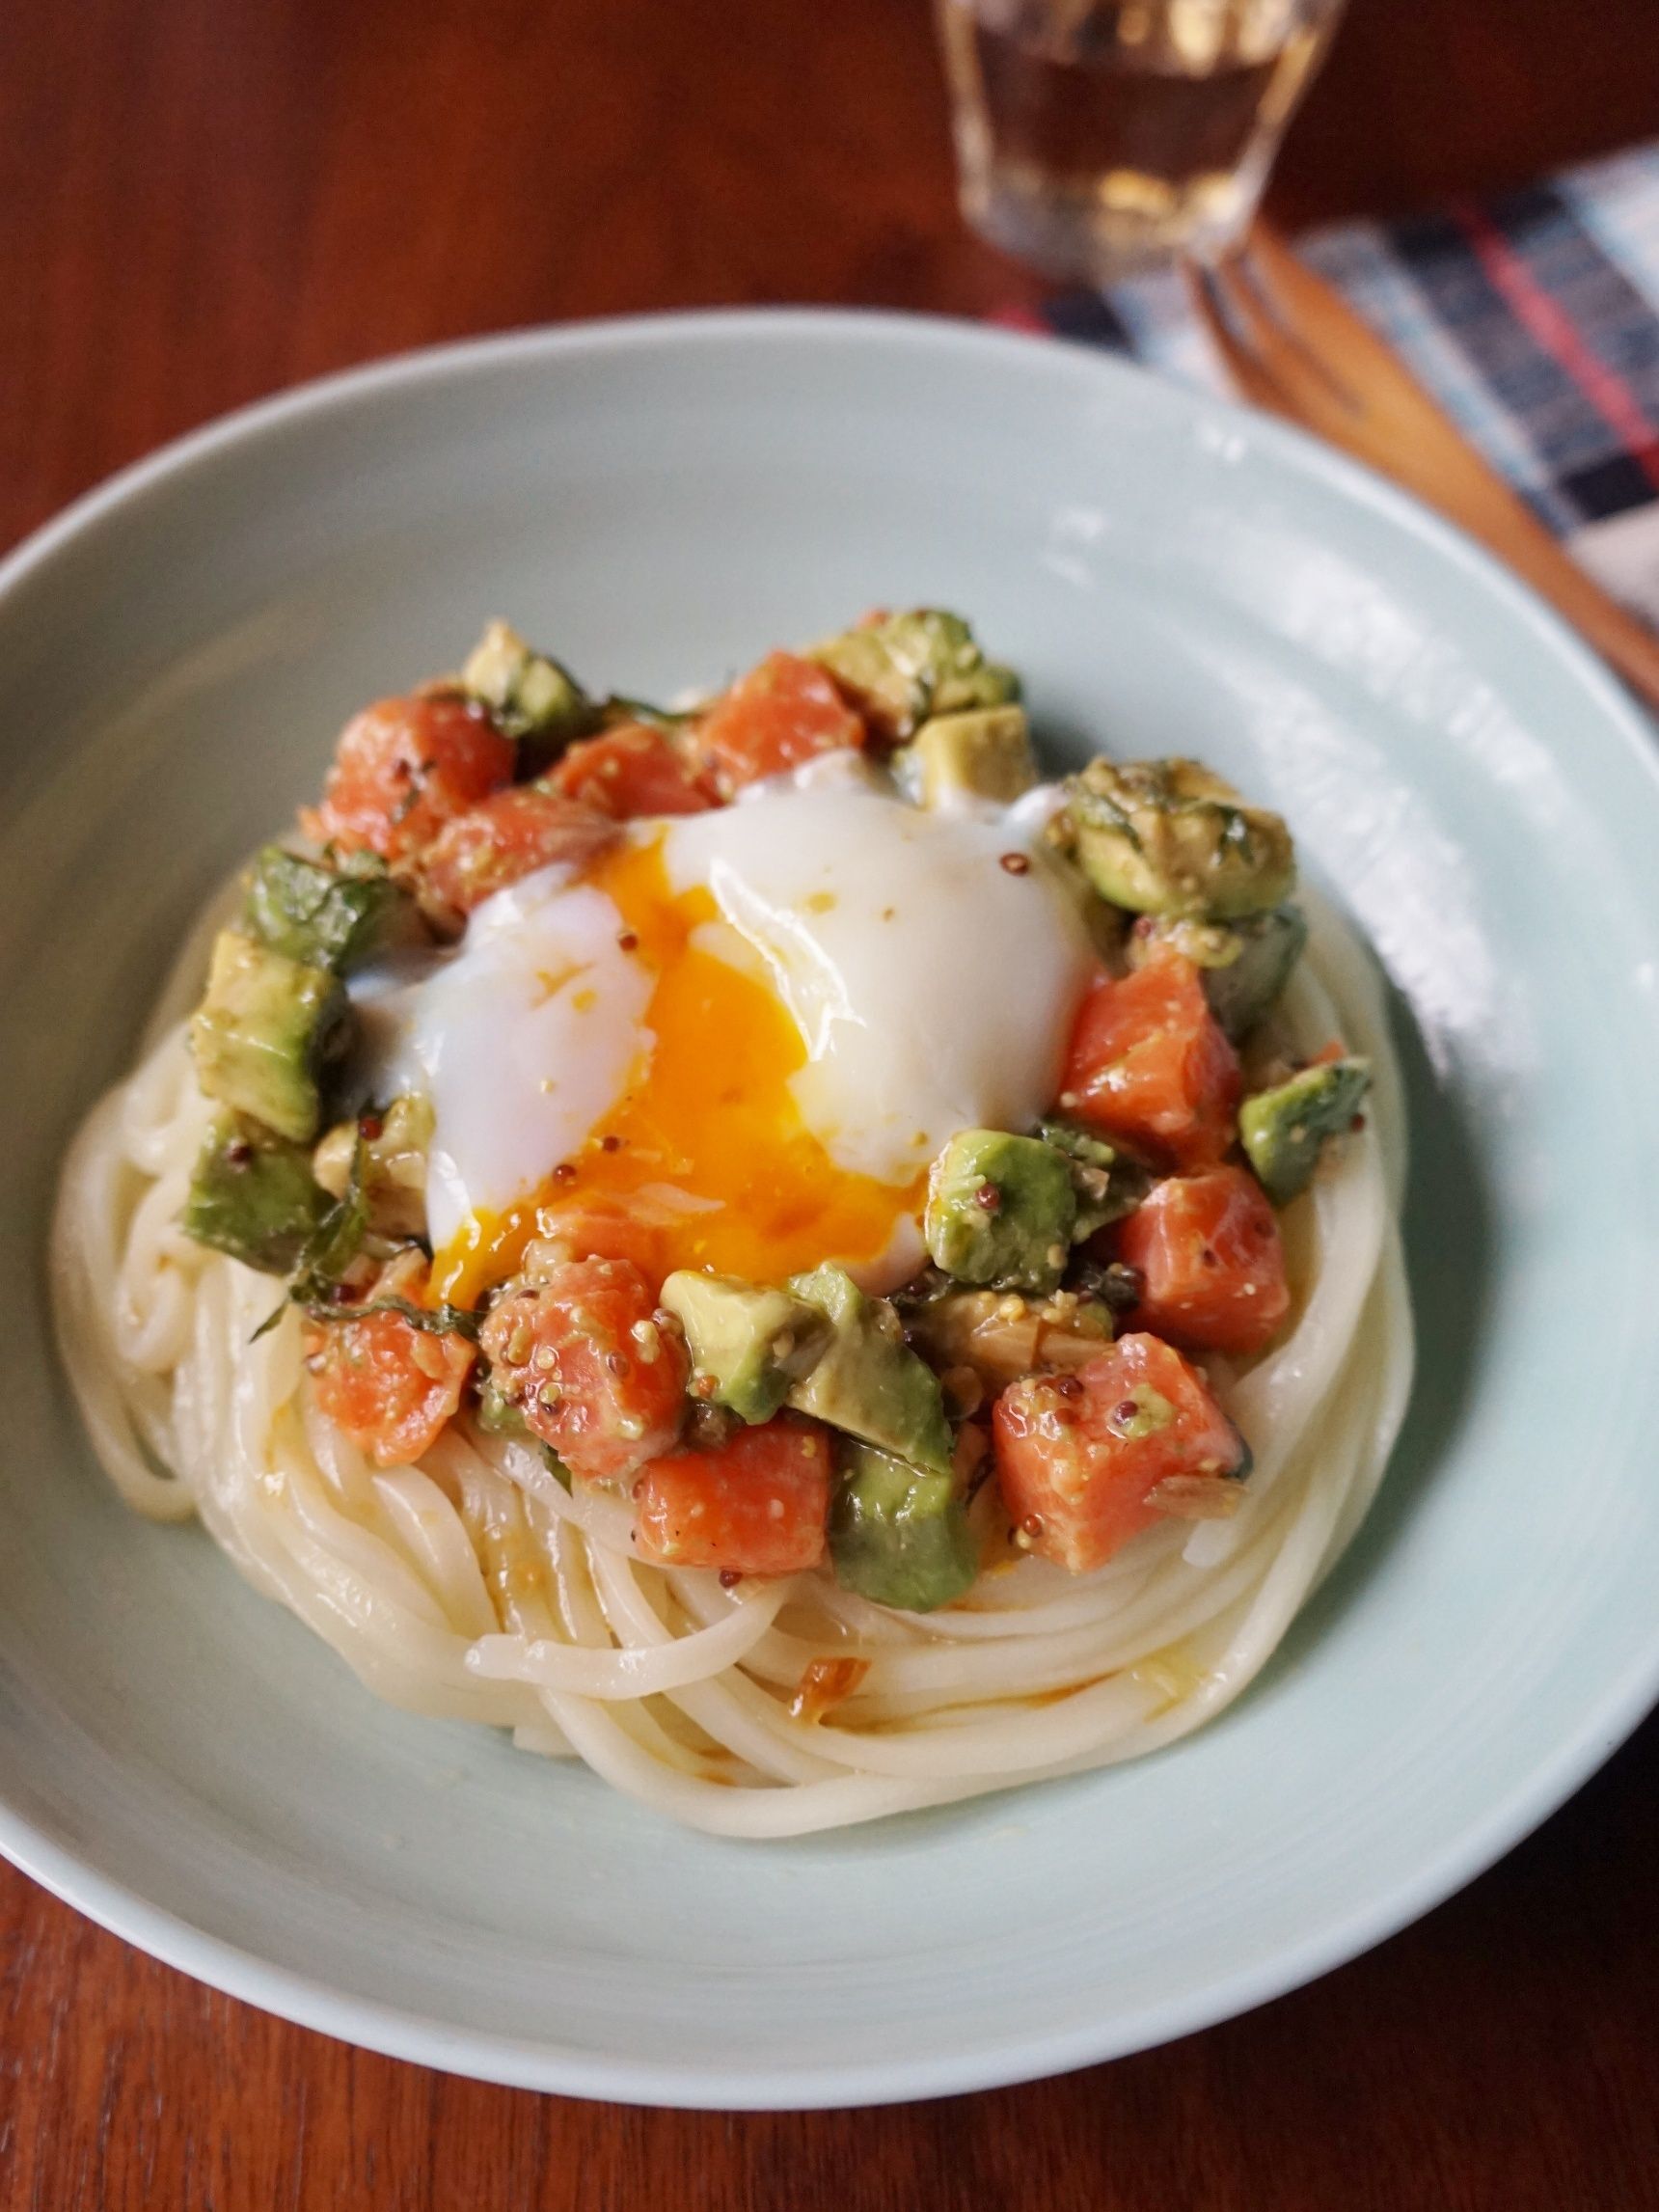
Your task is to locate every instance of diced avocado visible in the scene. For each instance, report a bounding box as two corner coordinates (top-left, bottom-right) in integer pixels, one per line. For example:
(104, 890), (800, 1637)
(1063, 756), (1295, 920)
(476, 1373), (523, 1435)
(1126, 912), (1243, 972)
(1065, 1257), (1147, 1317)
(179, 1113), (331, 1275)
(1129, 903), (1308, 1042)
(1240, 1056), (1372, 1204)
(313, 1094), (433, 1242)
(476, 1372), (573, 1488)
(785, 1264), (953, 1476)
(595, 694), (693, 733)
(829, 1440), (979, 1613)
(1035, 1118), (1115, 1172)
(896, 705), (1038, 808)
(461, 618), (592, 748)
(1035, 1119), (1147, 1239)
(243, 846), (419, 975)
(659, 1270), (831, 1425)
(1204, 904), (1308, 1041)
(190, 931), (350, 1145)
(925, 1130), (1075, 1295)
(809, 610), (1019, 740)
(1204, 905), (1307, 1040)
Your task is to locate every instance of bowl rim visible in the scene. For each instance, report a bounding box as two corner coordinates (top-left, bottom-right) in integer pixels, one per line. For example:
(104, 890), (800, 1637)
(5, 304), (1659, 2108)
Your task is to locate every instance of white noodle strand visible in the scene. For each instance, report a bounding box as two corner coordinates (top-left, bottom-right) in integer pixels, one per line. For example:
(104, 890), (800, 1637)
(48, 907), (1411, 1835)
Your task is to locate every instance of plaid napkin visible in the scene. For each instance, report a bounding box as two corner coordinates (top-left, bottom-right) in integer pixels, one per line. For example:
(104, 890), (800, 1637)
(1007, 143), (1659, 626)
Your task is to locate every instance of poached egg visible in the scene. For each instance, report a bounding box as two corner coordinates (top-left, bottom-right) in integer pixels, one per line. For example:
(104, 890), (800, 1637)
(364, 764), (1097, 1302)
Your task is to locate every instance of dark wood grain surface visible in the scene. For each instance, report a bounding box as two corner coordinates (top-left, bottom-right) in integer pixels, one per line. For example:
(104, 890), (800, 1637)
(5, 0), (1659, 2202)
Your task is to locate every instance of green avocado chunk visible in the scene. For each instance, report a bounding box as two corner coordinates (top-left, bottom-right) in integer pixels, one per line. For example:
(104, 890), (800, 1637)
(1129, 903), (1308, 1042)
(243, 846), (419, 975)
(829, 1440), (979, 1613)
(1064, 756), (1295, 920)
(313, 1093), (433, 1242)
(190, 929), (350, 1145)
(1036, 1119), (1116, 1171)
(1034, 1119), (1148, 1240)
(461, 618), (592, 747)
(785, 1264), (953, 1476)
(1240, 1056), (1372, 1204)
(896, 704), (1038, 807)
(1205, 905), (1307, 1040)
(809, 610), (1019, 740)
(594, 694), (693, 733)
(180, 1113), (331, 1275)
(659, 1271), (831, 1425)
(925, 1130), (1075, 1295)
(476, 1372), (574, 1488)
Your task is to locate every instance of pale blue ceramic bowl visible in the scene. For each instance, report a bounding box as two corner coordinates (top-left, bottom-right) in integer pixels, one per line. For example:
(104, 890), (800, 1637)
(4, 313), (1659, 2107)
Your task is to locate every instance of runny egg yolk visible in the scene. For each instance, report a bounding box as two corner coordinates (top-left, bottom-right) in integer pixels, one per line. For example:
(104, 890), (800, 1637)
(431, 833), (927, 1303)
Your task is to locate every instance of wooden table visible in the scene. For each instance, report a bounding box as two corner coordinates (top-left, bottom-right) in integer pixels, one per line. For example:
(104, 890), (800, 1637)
(5, 0), (1659, 2202)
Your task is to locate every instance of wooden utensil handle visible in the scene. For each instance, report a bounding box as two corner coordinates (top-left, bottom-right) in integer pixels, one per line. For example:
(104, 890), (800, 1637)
(1426, 459), (1659, 714)
(1498, 523), (1659, 715)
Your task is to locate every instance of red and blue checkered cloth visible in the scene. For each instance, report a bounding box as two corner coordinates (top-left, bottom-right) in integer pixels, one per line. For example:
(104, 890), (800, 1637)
(1014, 143), (1659, 625)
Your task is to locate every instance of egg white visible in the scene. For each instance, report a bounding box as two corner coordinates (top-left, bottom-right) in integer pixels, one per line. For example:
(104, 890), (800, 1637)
(358, 871), (651, 1251)
(661, 776), (1095, 1187)
(355, 769), (1096, 1269)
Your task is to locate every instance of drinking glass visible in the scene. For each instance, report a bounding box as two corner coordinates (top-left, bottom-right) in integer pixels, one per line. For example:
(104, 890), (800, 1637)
(936, 0), (1346, 282)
